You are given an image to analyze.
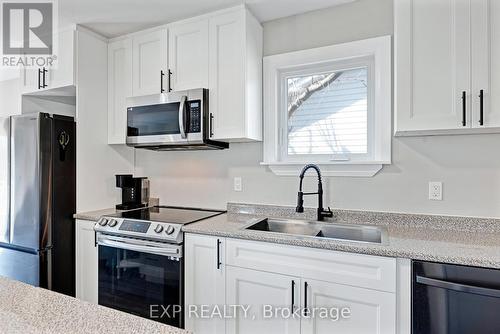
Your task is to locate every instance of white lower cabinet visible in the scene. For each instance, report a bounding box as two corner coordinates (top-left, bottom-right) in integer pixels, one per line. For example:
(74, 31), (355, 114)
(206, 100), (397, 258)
(185, 234), (401, 334)
(75, 219), (98, 304)
(226, 266), (300, 334)
(184, 234), (225, 334)
(301, 279), (396, 334)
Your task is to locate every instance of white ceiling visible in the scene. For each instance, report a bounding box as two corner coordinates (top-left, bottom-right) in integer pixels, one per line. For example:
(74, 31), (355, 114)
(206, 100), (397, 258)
(59, 0), (354, 38)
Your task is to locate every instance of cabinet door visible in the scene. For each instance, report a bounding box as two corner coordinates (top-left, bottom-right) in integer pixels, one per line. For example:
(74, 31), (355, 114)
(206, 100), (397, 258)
(395, 0), (471, 134)
(19, 66), (40, 94)
(75, 219), (98, 304)
(226, 266), (301, 334)
(47, 29), (75, 89)
(168, 19), (209, 91)
(471, 0), (500, 128)
(132, 29), (168, 96)
(301, 279), (396, 334)
(184, 234), (225, 334)
(108, 38), (132, 144)
(208, 10), (246, 140)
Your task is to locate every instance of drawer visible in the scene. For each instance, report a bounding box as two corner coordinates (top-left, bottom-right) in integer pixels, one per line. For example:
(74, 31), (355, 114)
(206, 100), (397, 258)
(225, 238), (396, 292)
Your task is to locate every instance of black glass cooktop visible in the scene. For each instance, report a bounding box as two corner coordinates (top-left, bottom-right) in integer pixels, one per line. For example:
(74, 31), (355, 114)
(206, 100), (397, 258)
(111, 206), (225, 225)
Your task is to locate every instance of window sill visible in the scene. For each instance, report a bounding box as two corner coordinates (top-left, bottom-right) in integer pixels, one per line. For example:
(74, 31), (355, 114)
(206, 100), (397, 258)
(260, 162), (385, 177)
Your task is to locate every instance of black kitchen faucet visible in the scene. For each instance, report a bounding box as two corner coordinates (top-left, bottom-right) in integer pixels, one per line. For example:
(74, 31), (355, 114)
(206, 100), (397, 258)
(296, 164), (333, 221)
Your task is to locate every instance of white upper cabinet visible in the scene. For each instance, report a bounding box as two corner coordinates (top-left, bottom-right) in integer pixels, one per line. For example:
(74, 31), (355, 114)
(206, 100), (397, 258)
(168, 19), (209, 91)
(108, 38), (132, 144)
(132, 29), (168, 96)
(471, 0), (500, 128)
(395, 0), (500, 135)
(48, 29), (76, 89)
(208, 8), (263, 142)
(20, 29), (75, 94)
(107, 6), (262, 144)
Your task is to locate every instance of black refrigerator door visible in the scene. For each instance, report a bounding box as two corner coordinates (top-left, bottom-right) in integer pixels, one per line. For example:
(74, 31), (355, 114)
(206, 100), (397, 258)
(50, 115), (76, 297)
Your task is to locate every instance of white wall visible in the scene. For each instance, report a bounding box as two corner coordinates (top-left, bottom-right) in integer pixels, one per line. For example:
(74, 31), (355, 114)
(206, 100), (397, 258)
(76, 29), (134, 212)
(135, 0), (500, 218)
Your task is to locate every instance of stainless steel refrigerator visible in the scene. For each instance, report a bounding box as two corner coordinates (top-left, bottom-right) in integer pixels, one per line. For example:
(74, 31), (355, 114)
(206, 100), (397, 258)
(0, 113), (75, 297)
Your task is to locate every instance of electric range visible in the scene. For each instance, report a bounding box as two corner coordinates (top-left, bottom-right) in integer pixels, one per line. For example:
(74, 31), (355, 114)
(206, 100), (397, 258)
(93, 205), (225, 328)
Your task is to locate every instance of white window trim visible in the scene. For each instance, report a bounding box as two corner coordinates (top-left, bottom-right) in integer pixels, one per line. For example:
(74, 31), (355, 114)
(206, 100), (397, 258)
(262, 35), (392, 177)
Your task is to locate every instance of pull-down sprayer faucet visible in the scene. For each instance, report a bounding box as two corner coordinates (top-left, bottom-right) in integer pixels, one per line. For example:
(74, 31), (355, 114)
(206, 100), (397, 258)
(296, 164), (333, 221)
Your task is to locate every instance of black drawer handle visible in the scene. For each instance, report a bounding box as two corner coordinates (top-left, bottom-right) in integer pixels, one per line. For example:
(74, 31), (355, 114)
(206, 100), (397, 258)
(462, 91), (467, 127)
(479, 89), (484, 126)
(38, 68), (42, 89)
(168, 69), (172, 92)
(304, 281), (309, 315)
(160, 70), (165, 93)
(216, 239), (221, 269)
(416, 275), (500, 298)
(291, 280), (295, 311)
(42, 68), (47, 88)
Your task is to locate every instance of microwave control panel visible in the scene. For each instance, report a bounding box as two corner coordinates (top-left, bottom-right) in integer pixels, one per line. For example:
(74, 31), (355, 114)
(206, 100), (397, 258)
(188, 100), (202, 133)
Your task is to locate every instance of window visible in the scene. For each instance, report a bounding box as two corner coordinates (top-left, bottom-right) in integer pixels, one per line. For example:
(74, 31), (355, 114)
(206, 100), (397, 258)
(263, 36), (391, 177)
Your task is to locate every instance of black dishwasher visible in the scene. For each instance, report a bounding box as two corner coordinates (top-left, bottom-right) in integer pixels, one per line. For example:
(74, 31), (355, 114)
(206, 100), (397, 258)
(413, 260), (500, 334)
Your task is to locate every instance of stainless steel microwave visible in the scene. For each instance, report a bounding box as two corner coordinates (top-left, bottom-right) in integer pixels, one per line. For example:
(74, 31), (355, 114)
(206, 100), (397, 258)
(126, 88), (228, 150)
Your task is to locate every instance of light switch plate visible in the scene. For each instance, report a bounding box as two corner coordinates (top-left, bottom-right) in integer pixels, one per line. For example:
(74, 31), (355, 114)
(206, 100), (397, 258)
(429, 182), (442, 201)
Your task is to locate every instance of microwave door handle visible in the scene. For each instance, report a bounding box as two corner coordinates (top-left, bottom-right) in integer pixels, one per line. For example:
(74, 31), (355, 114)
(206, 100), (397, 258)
(179, 95), (188, 139)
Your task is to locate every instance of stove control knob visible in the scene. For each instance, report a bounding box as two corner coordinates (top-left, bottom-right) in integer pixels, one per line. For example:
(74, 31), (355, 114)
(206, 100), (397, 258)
(154, 224), (164, 233)
(108, 219), (118, 227)
(165, 226), (175, 235)
(98, 218), (108, 226)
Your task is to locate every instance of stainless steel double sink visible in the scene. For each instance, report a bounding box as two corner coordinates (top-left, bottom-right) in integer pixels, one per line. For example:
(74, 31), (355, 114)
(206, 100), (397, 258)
(242, 218), (386, 244)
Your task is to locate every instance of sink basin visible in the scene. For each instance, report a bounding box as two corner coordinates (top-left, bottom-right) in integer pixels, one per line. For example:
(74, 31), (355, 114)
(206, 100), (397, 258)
(244, 218), (385, 244)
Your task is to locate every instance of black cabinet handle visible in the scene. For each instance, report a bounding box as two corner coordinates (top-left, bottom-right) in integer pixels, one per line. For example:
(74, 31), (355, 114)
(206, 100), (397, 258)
(42, 67), (47, 88)
(38, 68), (42, 89)
(462, 91), (467, 127)
(479, 89), (484, 126)
(168, 69), (172, 92)
(94, 230), (97, 247)
(216, 239), (221, 269)
(291, 280), (295, 311)
(160, 70), (165, 93)
(209, 113), (214, 137)
(304, 281), (309, 315)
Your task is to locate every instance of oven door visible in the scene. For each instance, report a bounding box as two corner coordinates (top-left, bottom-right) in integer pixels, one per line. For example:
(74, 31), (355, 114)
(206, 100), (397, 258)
(97, 234), (183, 328)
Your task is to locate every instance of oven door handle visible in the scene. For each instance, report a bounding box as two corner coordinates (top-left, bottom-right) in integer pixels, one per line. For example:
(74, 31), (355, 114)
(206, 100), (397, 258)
(97, 234), (182, 258)
(179, 95), (188, 139)
(416, 275), (500, 298)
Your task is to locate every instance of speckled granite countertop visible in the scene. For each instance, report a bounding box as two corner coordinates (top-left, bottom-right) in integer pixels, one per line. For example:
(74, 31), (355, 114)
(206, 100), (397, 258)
(73, 208), (123, 221)
(182, 203), (500, 269)
(0, 276), (189, 334)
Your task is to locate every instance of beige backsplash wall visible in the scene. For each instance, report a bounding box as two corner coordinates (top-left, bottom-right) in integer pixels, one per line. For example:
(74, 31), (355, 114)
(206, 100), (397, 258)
(134, 0), (500, 218)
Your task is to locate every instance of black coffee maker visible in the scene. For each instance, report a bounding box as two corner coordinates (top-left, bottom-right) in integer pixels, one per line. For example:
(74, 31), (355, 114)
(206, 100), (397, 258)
(115, 174), (150, 210)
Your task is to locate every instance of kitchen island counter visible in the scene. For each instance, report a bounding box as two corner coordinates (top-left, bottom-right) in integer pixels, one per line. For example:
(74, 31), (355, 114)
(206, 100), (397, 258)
(0, 276), (189, 334)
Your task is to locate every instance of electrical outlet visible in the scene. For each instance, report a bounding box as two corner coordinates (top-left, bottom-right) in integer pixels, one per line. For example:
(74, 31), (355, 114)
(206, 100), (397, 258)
(234, 177), (242, 192)
(429, 182), (443, 201)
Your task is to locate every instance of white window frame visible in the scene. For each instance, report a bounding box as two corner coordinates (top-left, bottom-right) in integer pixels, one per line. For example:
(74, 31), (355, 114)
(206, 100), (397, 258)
(262, 35), (392, 177)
